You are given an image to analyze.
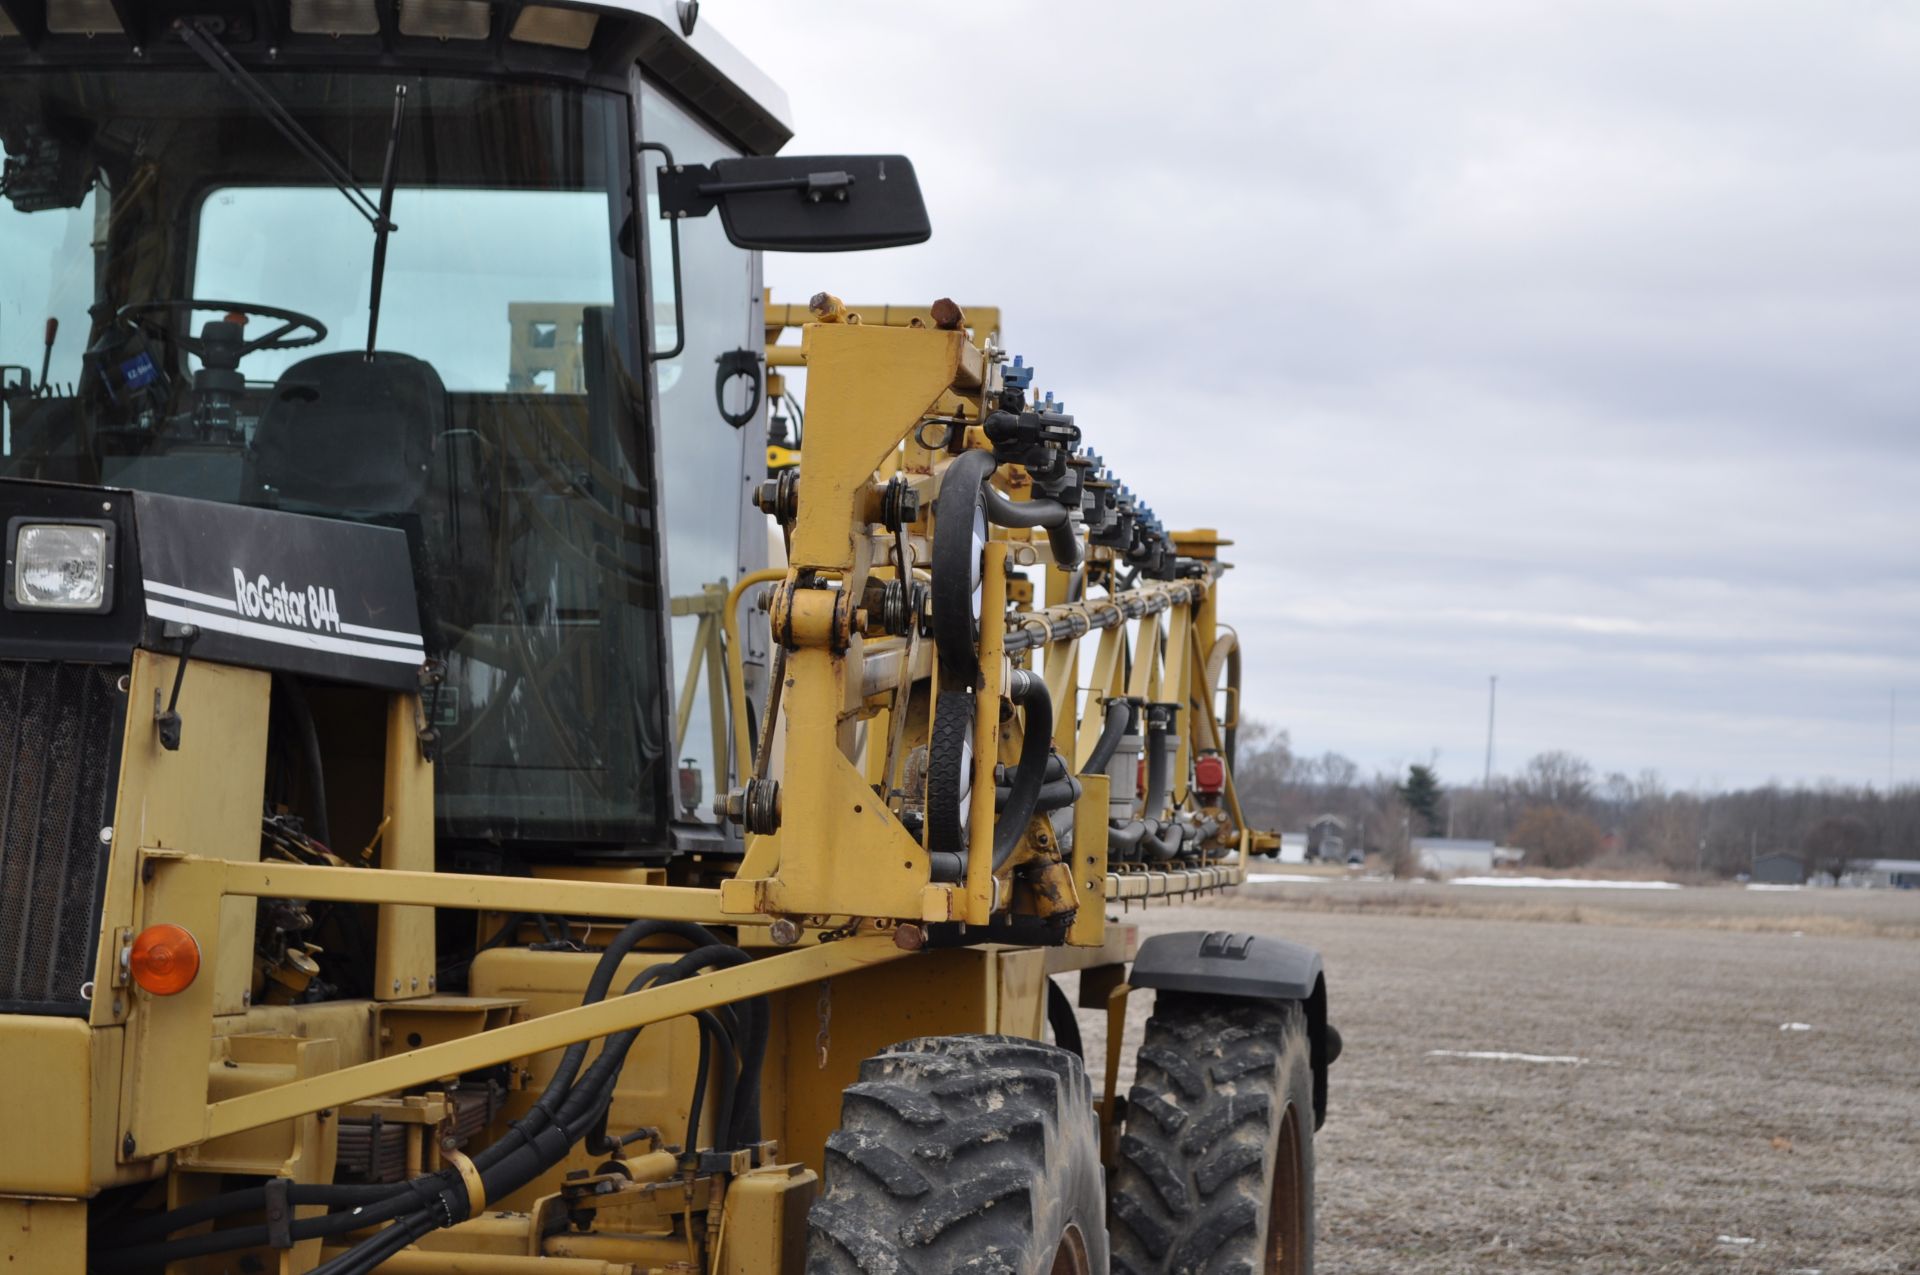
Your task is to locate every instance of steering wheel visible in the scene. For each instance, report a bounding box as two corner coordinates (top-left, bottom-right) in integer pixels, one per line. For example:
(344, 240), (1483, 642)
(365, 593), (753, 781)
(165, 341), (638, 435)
(115, 299), (328, 359)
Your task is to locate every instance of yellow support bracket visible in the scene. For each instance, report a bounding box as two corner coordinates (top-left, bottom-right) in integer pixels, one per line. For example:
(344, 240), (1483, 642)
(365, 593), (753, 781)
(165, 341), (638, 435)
(194, 934), (907, 1145)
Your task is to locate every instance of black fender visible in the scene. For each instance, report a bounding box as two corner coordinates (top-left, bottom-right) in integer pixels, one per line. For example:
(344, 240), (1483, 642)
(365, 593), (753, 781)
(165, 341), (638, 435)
(1130, 929), (1340, 1128)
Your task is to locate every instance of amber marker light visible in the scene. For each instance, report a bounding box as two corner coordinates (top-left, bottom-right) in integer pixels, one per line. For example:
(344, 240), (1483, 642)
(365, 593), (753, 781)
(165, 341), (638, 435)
(130, 924), (201, 996)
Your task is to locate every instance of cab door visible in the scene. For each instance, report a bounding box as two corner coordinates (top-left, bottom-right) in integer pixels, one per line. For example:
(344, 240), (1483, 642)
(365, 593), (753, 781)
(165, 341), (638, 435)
(637, 80), (768, 833)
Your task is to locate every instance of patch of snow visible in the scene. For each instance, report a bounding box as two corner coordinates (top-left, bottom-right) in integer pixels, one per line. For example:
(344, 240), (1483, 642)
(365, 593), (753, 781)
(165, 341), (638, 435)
(1746, 883), (1802, 891)
(1448, 876), (1682, 890)
(1245, 873), (1332, 884)
(1717, 1235), (1756, 1245)
(1780, 1022), (1813, 1032)
(1426, 1049), (1589, 1065)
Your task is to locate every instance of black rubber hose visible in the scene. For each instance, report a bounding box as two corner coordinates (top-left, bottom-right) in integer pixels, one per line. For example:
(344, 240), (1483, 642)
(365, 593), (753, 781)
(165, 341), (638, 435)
(998, 754), (1069, 785)
(1083, 698), (1132, 776)
(928, 850), (966, 880)
(998, 775), (1080, 813)
(980, 483), (1082, 569)
(93, 1188), (424, 1269)
(109, 1182), (403, 1247)
(694, 1009), (739, 1155)
(141, 944), (759, 1275)
(484, 920), (728, 1167)
(728, 991), (769, 1148)
(991, 670), (1053, 871)
(109, 925), (729, 1262)
(275, 673), (330, 848)
(475, 956), (736, 1210)
(683, 1014), (713, 1151)
(930, 448), (999, 686)
(310, 1210), (433, 1275)
(1143, 706), (1172, 820)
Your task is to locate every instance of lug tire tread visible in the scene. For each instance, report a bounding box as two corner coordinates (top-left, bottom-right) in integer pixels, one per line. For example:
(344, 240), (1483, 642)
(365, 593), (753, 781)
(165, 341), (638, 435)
(1109, 997), (1315, 1274)
(806, 1034), (1108, 1275)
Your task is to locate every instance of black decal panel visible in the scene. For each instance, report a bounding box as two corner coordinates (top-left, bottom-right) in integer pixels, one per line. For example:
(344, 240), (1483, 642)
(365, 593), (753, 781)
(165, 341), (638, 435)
(132, 492), (424, 690)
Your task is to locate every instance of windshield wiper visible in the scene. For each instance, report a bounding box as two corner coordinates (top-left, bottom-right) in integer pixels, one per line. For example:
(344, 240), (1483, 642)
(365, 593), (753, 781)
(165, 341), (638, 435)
(364, 85), (408, 359)
(174, 19), (407, 359)
(175, 20), (388, 228)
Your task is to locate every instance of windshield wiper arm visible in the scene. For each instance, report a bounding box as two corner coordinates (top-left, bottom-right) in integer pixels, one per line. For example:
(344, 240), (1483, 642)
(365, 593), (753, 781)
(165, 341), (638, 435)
(174, 18), (390, 231)
(174, 20), (407, 361)
(365, 85), (408, 359)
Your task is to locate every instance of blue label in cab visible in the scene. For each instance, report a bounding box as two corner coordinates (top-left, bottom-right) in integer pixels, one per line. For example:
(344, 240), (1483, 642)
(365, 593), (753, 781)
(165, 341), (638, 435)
(119, 351), (158, 390)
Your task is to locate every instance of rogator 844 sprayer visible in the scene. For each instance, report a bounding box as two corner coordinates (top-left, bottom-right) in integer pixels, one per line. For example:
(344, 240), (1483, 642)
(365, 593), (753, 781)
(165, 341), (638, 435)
(0, 3), (1338, 1271)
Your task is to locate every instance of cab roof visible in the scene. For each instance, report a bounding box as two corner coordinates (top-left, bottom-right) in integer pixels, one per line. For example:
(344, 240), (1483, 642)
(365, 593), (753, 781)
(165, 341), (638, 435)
(0, 0), (794, 155)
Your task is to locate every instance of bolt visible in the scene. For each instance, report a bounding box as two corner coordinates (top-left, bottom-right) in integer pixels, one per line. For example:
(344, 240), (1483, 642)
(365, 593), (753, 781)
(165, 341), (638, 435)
(99, 826), (113, 844)
(411, 977), (420, 991)
(768, 918), (802, 947)
(392, 979), (402, 993)
(122, 1132), (135, 1157)
(930, 298), (965, 331)
(892, 924), (926, 952)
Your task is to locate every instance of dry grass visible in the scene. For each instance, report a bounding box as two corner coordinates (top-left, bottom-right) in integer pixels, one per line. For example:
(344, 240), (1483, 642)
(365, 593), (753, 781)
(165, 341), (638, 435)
(1222, 877), (1920, 940)
(1062, 881), (1920, 1274)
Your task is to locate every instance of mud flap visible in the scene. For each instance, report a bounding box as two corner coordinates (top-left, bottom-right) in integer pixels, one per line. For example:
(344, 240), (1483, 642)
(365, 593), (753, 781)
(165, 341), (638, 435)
(1130, 929), (1337, 1128)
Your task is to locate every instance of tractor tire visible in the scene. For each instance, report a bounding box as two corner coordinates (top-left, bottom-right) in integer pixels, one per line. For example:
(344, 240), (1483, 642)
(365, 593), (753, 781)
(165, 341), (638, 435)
(1110, 996), (1315, 1275)
(805, 1033), (1108, 1275)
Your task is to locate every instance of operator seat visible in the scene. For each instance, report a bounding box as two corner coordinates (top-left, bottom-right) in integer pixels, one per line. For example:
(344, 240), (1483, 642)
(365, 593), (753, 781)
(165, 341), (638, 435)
(251, 351), (445, 512)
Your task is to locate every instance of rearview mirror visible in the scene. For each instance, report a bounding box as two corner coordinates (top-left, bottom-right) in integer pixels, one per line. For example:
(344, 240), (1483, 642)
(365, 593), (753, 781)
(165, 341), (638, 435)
(657, 154), (931, 252)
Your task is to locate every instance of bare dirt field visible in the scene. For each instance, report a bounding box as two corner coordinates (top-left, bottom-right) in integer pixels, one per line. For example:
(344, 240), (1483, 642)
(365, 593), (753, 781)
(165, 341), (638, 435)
(1066, 880), (1920, 1274)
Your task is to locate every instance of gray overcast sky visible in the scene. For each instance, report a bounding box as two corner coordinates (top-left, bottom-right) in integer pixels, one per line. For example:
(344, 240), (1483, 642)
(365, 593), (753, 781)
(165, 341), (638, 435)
(716, 0), (1920, 792)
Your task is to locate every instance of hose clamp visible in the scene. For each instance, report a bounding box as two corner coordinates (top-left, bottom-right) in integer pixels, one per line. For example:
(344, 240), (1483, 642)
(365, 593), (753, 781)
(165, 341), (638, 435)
(443, 1147), (485, 1218)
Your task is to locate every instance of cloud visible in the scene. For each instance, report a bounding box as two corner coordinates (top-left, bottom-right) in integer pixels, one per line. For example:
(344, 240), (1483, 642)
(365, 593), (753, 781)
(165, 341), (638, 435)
(714, 0), (1920, 789)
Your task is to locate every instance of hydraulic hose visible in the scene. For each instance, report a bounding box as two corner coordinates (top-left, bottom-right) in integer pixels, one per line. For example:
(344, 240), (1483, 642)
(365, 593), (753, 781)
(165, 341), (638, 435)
(998, 754), (1069, 785)
(991, 670), (1054, 871)
(1083, 698), (1132, 776)
(979, 483), (1083, 569)
(110, 1183), (400, 1247)
(997, 774), (1080, 813)
(1142, 705), (1173, 821)
(103, 928), (760, 1272)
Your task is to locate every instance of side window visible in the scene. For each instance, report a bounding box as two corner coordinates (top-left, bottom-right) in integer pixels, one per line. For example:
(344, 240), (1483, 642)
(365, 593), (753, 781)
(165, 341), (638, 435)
(639, 81), (760, 821)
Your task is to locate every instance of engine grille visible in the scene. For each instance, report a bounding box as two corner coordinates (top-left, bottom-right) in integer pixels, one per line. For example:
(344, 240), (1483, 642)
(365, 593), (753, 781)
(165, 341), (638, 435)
(0, 661), (124, 1014)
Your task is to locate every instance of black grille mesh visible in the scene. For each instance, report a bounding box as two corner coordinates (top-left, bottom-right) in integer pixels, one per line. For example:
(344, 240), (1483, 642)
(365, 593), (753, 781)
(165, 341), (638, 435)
(0, 662), (123, 1012)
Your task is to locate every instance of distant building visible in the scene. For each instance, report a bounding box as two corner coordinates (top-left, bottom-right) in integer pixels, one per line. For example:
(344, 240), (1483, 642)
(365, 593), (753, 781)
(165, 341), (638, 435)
(1751, 852), (1806, 885)
(1413, 837), (1497, 876)
(1848, 859), (1920, 889)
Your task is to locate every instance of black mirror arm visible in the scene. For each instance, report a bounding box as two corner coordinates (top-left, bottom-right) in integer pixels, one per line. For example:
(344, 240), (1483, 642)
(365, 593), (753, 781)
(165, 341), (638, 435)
(639, 142), (687, 363)
(657, 165), (854, 218)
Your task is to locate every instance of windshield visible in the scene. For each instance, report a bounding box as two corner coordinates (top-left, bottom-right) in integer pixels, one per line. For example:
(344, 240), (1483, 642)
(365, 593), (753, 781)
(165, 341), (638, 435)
(0, 69), (668, 846)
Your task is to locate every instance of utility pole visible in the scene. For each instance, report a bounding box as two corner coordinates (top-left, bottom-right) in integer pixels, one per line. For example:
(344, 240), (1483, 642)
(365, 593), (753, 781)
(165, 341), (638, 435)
(1483, 675), (1497, 788)
(1891, 688), (1898, 792)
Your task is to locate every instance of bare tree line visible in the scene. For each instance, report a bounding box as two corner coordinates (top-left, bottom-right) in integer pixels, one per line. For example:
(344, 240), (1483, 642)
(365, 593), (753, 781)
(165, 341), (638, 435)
(1233, 721), (1920, 877)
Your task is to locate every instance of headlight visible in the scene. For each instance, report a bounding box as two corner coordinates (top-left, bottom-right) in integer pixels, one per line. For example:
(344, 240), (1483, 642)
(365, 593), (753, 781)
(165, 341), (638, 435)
(8, 520), (114, 613)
